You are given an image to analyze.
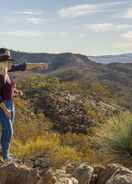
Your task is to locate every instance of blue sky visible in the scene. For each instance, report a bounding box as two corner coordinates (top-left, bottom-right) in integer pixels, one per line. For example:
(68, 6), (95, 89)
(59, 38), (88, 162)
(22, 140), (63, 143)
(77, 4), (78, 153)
(0, 0), (132, 55)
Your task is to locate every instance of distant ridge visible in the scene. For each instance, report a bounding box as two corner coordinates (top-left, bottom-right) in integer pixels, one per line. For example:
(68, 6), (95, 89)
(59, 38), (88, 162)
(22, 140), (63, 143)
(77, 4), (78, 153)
(10, 50), (97, 71)
(89, 53), (132, 64)
(11, 50), (132, 64)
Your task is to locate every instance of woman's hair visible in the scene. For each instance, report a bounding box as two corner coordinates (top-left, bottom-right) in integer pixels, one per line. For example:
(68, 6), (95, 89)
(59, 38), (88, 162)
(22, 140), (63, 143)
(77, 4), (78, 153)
(0, 61), (9, 74)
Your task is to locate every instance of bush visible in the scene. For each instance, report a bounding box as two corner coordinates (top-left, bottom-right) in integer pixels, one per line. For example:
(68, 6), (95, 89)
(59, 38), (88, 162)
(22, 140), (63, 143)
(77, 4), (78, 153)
(98, 112), (132, 156)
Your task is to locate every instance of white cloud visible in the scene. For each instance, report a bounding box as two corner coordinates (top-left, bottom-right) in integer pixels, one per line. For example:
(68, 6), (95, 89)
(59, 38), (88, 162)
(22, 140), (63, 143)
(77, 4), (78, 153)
(11, 10), (46, 25)
(101, 1), (130, 7)
(87, 23), (115, 32)
(0, 31), (69, 38)
(122, 31), (132, 39)
(0, 14), (47, 25)
(85, 23), (132, 32)
(124, 7), (132, 18)
(59, 4), (97, 18)
(15, 10), (42, 16)
(0, 31), (43, 37)
(26, 17), (46, 25)
(58, 1), (129, 18)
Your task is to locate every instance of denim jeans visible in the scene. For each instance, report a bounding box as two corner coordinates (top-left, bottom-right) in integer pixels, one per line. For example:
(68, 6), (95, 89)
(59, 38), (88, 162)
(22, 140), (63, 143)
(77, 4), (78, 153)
(0, 97), (15, 160)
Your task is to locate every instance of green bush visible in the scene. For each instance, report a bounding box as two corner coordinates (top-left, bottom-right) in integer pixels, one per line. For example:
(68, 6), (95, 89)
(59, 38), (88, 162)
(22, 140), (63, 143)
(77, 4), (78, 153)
(99, 112), (132, 155)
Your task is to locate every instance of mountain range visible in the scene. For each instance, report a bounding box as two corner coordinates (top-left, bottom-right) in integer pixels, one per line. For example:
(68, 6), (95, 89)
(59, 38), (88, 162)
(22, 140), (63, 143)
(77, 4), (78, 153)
(10, 50), (132, 110)
(11, 50), (132, 64)
(89, 53), (132, 64)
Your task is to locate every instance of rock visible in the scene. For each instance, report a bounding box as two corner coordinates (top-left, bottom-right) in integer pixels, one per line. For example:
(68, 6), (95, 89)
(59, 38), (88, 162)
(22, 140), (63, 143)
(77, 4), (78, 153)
(55, 168), (78, 184)
(90, 165), (105, 184)
(70, 177), (79, 184)
(31, 155), (51, 169)
(90, 174), (98, 184)
(73, 163), (94, 184)
(57, 177), (78, 184)
(64, 162), (77, 174)
(97, 163), (132, 184)
(38, 168), (56, 184)
(0, 162), (40, 184)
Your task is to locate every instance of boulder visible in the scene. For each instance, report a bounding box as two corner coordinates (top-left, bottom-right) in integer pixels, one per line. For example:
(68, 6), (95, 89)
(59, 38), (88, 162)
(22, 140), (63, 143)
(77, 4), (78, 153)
(73, 163), (94, 184)
(97, 163), (132, 184)
(90, 165), (105, 184)
(57, 177), (78, 184)
(0, 162), (39, 184)
(38, 168), (56, 184)
(55, 168), (78, 184)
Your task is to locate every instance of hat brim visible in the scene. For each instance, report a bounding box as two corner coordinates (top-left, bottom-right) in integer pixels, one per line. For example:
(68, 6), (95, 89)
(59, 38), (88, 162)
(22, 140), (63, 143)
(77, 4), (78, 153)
(0, 58), (14, 62)
(8, 58), (14, 61)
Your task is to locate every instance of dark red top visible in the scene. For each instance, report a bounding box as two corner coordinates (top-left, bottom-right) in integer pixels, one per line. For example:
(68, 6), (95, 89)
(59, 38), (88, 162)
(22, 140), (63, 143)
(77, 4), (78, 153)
(2, 81), (15, 100)
(0, 74), (15, 101)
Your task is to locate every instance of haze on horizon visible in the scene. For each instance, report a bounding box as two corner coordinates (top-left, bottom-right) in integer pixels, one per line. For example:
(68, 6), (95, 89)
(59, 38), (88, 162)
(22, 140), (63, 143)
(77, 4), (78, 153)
(0, 0), (132, 55)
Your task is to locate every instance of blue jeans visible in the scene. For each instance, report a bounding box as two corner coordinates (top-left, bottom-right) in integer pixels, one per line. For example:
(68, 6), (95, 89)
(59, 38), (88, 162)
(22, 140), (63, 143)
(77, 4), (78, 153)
(0, 98), (15, 160)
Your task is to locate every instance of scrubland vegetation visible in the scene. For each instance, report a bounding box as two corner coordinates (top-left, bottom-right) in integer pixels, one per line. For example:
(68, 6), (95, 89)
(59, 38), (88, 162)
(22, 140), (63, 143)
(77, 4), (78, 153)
(8, 74), (132, 168)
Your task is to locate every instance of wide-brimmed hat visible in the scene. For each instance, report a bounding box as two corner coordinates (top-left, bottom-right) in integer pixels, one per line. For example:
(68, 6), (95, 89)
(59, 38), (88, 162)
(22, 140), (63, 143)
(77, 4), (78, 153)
(0, 48), (13, 62)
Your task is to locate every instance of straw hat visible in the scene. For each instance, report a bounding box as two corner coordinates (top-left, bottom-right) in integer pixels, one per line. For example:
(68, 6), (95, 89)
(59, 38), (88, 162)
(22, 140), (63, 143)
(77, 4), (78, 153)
(0, 48), (13, 62)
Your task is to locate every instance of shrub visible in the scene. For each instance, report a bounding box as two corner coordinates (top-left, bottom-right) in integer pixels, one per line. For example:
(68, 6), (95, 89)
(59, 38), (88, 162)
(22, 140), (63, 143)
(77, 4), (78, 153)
(98, 112), (132, 156)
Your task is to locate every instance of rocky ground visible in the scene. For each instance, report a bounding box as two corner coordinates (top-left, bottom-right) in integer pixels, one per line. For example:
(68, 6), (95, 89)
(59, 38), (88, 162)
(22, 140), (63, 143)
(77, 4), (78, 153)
(0, 161), (132, 184)
(36, 89), (120, 134)
(41, 91), (95, 133)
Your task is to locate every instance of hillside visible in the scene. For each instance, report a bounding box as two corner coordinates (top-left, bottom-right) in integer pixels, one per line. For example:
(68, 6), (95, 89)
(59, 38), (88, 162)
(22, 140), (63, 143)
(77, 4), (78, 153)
(11, 73), (132, 170)
(11, 50), (132, 65)
(11, 50), (56, 64)
(10, 50), (132, 110)
(11, 50), (98, 71)
(89, 53), (132, 64)
(5, 53), (132, 175)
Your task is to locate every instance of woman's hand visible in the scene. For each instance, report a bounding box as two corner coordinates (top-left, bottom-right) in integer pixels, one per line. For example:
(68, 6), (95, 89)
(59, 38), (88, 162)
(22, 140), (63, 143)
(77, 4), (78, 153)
(4, 109), (12, 119)
(0, 103), (12, 119)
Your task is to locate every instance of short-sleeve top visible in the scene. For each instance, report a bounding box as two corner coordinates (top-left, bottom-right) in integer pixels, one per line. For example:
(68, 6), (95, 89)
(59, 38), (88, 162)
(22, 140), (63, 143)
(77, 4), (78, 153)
(0, 74), (15, 101)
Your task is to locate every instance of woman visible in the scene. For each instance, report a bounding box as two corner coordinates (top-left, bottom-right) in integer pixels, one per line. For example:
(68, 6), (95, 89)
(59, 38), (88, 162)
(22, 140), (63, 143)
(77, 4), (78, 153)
(0, 48), (15, 161)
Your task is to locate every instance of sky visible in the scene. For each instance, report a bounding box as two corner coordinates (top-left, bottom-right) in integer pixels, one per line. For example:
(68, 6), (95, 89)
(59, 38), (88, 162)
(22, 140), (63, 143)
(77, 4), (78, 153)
(0, 0), (132, 55)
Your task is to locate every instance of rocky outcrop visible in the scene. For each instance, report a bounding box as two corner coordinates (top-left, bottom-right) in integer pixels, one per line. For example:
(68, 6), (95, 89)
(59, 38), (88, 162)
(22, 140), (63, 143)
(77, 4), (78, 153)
(73, 163), (132, 184)
(97, 163), (132, 184)
(73, 163), (94, 184)
(0, 163), (39, 184)
(40, 90), (96, 134)
(34, 86), (120, 134)
(0, 162), (132, 184)
(0, 162), (78, 184)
